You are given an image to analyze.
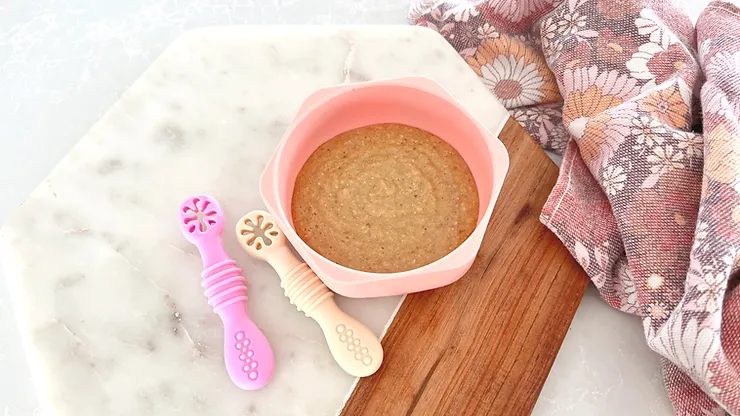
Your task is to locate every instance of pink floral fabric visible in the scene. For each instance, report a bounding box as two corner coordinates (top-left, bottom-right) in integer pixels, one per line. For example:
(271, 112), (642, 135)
(410, 0), (740, 414)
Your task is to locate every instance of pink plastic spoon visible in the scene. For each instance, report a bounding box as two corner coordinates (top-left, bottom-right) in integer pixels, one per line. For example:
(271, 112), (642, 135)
(178, 194), (274, 390)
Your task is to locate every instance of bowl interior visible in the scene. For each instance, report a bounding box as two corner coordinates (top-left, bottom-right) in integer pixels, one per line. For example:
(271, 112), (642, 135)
(276, 84), (496, 228)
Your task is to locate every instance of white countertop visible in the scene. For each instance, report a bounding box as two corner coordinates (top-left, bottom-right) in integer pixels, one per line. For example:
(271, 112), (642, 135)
(0, 1), (708, 414)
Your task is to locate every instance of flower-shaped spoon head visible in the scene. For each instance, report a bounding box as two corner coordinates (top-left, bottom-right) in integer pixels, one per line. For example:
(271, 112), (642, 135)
(235, 210), (286, 261)
(179, 194), (225, 246)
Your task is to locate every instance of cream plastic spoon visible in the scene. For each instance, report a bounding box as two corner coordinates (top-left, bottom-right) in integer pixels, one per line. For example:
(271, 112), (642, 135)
(235, 210), (383, 377)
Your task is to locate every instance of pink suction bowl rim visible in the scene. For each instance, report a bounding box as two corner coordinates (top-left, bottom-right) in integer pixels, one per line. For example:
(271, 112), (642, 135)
(260, 77), (510, 298)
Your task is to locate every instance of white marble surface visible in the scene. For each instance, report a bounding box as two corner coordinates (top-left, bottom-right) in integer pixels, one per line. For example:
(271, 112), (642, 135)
(0, 1), (713, 415)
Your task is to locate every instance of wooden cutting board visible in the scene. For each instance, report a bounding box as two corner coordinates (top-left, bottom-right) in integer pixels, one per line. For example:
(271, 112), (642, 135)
(341, 118), (590, 415)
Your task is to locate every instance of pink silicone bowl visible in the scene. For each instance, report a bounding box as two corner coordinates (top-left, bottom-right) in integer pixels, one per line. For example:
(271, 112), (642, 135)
(260, 77), (509, 298)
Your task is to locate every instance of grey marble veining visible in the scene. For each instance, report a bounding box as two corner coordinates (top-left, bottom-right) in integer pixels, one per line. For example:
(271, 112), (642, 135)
(0, 26), (508, 415)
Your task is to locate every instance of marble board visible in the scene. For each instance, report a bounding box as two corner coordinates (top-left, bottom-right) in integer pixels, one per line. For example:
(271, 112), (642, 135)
(0, 26), (509, 415)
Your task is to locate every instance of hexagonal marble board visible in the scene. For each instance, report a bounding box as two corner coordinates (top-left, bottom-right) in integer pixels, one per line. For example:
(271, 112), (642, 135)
(0, 26), (508, 415)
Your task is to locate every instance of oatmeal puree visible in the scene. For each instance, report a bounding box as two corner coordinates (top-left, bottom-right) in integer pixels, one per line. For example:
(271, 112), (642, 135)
(292, 123), (479, 273)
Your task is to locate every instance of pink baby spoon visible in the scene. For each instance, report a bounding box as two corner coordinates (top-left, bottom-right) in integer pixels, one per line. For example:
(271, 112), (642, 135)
(178, 194), (274, 390)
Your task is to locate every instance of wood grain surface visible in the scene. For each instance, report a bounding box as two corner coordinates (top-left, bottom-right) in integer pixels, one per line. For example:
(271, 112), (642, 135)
(340, 118), (590, 416)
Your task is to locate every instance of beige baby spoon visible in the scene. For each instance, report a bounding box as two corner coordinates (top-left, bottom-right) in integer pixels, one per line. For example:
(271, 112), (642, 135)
(235, 210), (383, 377)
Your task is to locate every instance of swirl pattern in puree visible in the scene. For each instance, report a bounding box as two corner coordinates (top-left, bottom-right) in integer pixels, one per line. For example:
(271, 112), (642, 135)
(292, 123), (479, 273)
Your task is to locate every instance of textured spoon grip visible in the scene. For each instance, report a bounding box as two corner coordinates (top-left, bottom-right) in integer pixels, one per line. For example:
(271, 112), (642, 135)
(220, 302), (274, 390)
(281, 263), (333, 316)
(202, 260), (247, 311)
(202, 260), (274, 389)
(312, 300), (383, 377)
(281, 263), (383, 377)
